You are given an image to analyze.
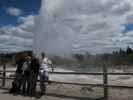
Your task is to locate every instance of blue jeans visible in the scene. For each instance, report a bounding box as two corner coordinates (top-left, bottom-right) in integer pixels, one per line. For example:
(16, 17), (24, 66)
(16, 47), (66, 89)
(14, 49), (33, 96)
(39, 70), (49, 93)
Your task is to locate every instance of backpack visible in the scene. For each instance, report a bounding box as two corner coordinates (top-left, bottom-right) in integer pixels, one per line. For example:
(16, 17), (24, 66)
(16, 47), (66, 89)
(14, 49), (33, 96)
(9, 80), (19, 93)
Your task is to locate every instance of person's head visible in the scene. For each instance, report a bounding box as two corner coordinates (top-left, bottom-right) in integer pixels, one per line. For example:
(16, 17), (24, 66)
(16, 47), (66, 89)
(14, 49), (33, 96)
(41, 52), (45, 59)
(25, 55), (31, 62)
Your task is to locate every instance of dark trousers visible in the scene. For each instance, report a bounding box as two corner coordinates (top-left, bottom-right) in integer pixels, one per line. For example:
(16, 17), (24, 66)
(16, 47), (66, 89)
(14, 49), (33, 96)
(22, 73), (30, 93)
(16, 72), (23, 90)
(29, 72), (38, 95)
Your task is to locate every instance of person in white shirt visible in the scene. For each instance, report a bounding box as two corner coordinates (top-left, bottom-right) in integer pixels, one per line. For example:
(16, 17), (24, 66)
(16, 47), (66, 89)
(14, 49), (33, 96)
(39, 52), (54, 95)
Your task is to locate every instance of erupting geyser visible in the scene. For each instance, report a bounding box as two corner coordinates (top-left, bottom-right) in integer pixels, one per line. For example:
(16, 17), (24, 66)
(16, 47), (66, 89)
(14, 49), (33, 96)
(33, 0), (77, 55)
(33, 0), (129, 55)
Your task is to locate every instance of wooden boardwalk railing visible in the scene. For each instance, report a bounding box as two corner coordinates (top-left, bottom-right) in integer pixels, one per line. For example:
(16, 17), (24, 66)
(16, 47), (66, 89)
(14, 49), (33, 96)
(0, 65), (133, 99)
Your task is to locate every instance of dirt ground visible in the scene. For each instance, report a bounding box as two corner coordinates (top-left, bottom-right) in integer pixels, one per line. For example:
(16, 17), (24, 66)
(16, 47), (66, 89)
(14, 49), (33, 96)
(0, 89), (79, 100)
(0, 80), (103, 100)
(0, 82), (133, 100)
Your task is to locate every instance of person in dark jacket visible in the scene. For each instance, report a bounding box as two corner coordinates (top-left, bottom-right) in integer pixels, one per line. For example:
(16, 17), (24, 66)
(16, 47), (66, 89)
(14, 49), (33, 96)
(10, 56), (24, 94)
(29, 56), (40, 95)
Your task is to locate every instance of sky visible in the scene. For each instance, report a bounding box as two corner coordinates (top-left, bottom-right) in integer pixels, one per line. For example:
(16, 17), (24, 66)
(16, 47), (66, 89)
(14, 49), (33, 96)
(0, 0), (41, 53)
(1, 0), (133, 54)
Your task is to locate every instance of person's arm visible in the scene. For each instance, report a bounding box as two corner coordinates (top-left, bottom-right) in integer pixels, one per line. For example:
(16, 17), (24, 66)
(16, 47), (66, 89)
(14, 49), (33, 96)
(16, 60), (22, 73)
(47, 59), (54, 72)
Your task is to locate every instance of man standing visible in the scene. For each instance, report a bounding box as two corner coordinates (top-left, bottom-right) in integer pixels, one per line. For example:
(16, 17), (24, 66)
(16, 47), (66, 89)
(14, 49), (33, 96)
(21, 56), (31, 94)
(29, 56), (40, 95)
(39, 52), (54, 95)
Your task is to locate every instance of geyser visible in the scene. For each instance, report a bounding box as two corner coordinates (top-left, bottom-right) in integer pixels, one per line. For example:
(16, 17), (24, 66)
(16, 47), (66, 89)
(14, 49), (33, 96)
(33, 0), (129, 55)
(33, 0), (77, 55)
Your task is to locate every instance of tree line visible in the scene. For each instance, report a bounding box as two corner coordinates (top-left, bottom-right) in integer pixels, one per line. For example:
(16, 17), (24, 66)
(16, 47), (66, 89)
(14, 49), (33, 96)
(72, 46), (133, 66)
(1, 47), (133, 66)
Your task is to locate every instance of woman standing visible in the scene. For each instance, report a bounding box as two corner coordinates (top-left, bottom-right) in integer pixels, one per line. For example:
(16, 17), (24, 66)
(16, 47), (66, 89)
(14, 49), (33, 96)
(39, 52), (54, 95)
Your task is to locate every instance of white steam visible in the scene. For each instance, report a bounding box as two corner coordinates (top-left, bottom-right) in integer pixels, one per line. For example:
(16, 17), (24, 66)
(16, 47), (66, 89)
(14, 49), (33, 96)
(33, 0), (133, 55)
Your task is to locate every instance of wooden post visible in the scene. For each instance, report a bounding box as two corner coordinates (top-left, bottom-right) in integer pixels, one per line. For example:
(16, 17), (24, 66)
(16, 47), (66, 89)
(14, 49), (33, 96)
(2, 64), (6, 86)
(103, 64), (108, 99)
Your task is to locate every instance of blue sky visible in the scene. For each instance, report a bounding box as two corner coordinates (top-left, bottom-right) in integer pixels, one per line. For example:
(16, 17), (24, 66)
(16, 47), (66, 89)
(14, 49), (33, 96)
(123, 23), (133, 33)
(0, 0), (41, 53)
(0, 0), (41, 26)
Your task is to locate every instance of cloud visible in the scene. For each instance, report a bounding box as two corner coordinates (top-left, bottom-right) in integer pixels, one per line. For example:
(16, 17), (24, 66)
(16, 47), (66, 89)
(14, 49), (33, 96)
(0, 15), (35, 53)
(1, 0), (133, 54)
(34, 0), (133, 54)
(6, 7), (23, 16)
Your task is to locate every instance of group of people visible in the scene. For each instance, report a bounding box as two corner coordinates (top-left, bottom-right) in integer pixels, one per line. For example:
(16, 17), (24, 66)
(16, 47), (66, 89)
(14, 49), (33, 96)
(10, 52), (54, 96)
